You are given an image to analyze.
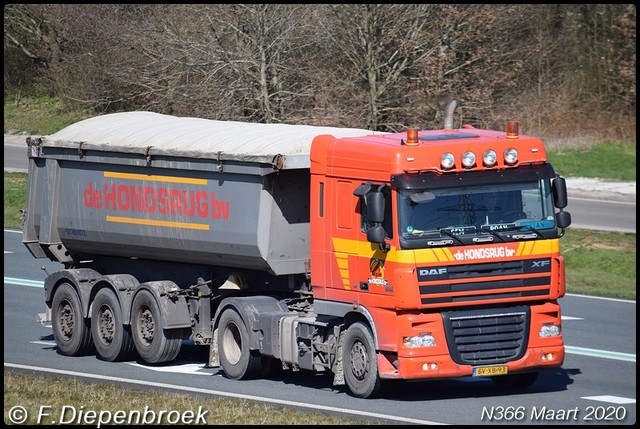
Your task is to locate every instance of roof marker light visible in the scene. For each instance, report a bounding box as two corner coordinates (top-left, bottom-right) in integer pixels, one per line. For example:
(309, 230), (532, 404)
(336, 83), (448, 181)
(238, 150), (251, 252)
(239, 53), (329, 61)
(462, 151), (476, 168)
(483, 149), (497, 167)
(504, 148), (518, 165)
(441, 152), (455, 169)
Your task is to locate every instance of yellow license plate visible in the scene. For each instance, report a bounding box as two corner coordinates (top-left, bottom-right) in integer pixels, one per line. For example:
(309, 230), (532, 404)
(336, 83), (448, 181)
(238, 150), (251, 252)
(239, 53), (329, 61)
(473, 365), (508, 377)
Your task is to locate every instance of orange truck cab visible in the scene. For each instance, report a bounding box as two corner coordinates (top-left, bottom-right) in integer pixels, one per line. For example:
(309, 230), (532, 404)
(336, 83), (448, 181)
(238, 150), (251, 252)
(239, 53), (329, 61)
(309, 115), (571, 397)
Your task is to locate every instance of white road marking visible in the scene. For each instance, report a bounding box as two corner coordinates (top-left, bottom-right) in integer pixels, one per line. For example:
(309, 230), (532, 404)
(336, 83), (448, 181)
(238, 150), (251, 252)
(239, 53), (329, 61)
(127, 361), (212, 376)
(561, 315), (584, 320)
(4, 277), (44, 287)
(565, 346), (635, 362)
(582, 395), (636, 405)
(31, 341), (56, 346)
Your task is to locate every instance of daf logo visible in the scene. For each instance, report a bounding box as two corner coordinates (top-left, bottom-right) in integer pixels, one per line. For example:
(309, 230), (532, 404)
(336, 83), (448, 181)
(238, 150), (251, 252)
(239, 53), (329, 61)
(419, 268), (448, 276)
(531, 260), (550, 268)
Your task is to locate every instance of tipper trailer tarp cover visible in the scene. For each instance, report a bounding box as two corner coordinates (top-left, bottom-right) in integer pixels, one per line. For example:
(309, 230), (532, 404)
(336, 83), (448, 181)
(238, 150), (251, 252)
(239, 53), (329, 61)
(38, 111), (376, 168)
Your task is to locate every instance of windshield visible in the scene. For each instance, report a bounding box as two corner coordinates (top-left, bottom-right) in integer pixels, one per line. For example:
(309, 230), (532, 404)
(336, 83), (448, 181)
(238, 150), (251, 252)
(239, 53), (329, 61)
(398, 179), (556, 247)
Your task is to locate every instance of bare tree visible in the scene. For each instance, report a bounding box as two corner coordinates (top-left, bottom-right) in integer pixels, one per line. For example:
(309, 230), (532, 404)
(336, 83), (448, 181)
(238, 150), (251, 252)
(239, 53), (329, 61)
(4, 4), (635, 139)
(312, 4), (450, 131)
(195, 4), (315, 123)
(4, 4), (58, 96)
(311, 4), (531, 131)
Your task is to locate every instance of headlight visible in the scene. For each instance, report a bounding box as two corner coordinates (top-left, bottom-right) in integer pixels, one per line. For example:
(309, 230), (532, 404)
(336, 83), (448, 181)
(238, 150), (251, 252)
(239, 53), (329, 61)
(539, 323), (561, 337)
(403, 334), (436, 348)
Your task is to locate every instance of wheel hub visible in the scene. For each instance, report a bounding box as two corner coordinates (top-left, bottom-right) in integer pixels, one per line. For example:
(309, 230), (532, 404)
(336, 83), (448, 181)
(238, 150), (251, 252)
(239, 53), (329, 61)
(350, 341), (368, 380)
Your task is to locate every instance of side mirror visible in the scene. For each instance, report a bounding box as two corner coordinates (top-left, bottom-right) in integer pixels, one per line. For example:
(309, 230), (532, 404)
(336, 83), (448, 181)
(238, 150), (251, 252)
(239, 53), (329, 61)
(552, 177), (568, 209)
(556, 211), (571, 229)
(366, 225), (386, 245)
(365, 191), (385, 224)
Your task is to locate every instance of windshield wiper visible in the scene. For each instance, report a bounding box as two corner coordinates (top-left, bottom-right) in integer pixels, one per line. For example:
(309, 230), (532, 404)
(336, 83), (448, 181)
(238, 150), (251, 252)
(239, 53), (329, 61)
(477, 228), (506, 242)
(438, 228), (465, 245)
(513, 224), (541, 239)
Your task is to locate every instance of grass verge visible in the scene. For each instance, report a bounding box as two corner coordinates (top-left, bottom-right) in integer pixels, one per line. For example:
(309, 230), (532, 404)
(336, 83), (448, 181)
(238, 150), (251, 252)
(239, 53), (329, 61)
(546, 141), (636, 181)
(4, 371), (378, 425)
(4, 96), (92, 135)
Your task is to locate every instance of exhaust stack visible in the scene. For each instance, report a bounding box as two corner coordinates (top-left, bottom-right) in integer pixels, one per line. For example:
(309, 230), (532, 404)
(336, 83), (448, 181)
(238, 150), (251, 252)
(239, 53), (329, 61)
(444, 99), (458, 130)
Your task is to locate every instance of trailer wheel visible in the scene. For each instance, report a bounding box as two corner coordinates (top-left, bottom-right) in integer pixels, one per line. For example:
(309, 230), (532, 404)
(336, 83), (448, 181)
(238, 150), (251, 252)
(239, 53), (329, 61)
(218, 308), (263, 380)
(343, 322), (382, 399)
(51, 282), (94, 356)
(91, 288), (136, 362)
(491, 371), (538, 389)
(131, 289), (184, 363)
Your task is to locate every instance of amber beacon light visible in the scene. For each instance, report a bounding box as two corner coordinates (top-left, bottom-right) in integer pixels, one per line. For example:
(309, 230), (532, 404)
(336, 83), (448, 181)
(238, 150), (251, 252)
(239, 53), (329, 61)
(506, 121), (520, 139)
(406, 128), (419, 146)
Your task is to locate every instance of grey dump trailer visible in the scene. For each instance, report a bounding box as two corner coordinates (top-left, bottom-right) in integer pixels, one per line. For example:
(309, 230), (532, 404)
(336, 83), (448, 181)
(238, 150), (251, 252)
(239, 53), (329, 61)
(24, 111), (371, 369)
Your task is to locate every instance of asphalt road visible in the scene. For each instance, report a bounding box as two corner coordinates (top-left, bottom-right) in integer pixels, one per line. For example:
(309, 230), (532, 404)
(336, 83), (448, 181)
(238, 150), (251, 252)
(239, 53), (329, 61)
(3, 229), (637, 425)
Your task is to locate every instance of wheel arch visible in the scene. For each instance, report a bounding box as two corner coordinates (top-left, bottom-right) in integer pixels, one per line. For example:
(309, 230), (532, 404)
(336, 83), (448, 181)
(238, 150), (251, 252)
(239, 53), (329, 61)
(131, 281), (191, 329)
(44, 268), (101, 318)
(314, 300), (379, 349)
(212, 295), (286, 351)
(88, 274), (140, 323)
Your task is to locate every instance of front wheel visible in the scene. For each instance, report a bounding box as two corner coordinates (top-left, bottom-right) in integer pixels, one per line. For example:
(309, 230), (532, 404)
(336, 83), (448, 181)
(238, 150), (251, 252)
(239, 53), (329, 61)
(91, 287), (137, 362)
(131, 289), (184, 363)
(342, 322), (382, 399)
(217, 308), (264, 380)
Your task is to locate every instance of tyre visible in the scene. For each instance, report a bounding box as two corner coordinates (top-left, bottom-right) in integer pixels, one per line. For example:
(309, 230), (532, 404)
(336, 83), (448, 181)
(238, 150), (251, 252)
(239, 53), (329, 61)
(51, 282), (94, 356)
(131, 289), (184, 363)
(491, 371), (539, 389)
(91, 287), (137, 362)
(217, 308), (263, 380)
(342, 322), (382, 398)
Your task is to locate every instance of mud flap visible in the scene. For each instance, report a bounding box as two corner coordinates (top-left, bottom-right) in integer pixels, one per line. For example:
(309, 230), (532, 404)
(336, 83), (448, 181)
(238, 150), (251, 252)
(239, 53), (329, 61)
(37, 306), (52, 326)
(332, 330), (346, 386)
(208, 328), (219, 368)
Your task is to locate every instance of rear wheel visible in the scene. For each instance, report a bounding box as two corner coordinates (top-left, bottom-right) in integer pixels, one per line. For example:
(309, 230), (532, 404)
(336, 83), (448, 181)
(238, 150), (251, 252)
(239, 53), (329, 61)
(218, 308), (264, 380)
(343, 322), (382, 398)
(91, 287), (136, 362)
(51, 282), (94, 356)
(131, 289), (183, 363)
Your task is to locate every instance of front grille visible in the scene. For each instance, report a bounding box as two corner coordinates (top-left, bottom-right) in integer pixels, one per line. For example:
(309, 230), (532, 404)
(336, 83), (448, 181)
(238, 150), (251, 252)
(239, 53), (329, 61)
(417, 258), (552, 307)
(442, 306), (530, 365)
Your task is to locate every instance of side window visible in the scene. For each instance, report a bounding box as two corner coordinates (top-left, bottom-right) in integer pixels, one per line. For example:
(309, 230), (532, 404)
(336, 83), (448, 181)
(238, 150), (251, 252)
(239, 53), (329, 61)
(359, 185), (393, 239)
(336, 180), (354, 229)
